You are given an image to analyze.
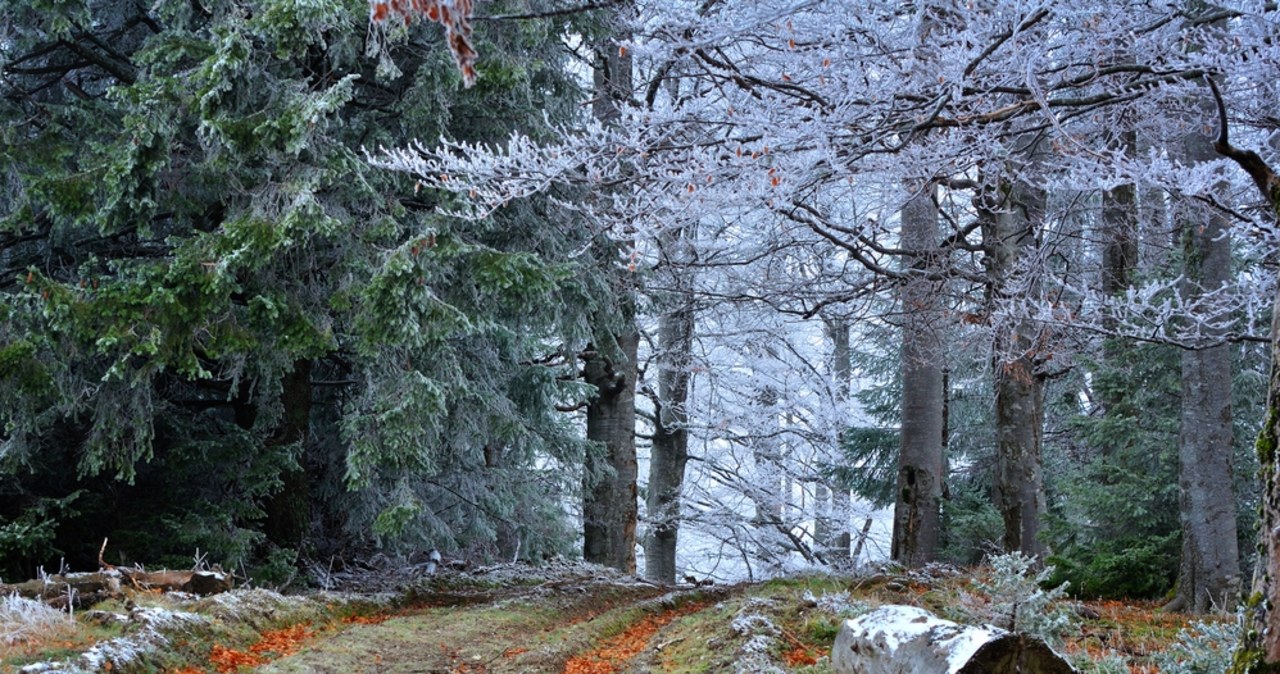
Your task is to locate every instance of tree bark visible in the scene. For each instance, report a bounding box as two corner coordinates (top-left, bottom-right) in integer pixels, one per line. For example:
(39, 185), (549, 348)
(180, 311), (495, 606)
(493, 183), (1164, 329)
(823, 315), (854, 563)
(1254, 304), (1280, 664)
(892, 185), (945, 567)
(581, 13), (639, 575)
(483, 443), (521, 562)
(984, 166), (1048, 559)
(643, 251), (695, 584)
(1170, 105), (1239, 613)
(262, 359), (313, 552)
(1101, 163), (1138, 301)
(582, 331), (640, 573)
(1099, 129), (1138, 423)
(750, 384), (788, 569)
(831, 605), (1074, 674)
(232, 360), (313, 554)
(1205, 74), (1280, 671)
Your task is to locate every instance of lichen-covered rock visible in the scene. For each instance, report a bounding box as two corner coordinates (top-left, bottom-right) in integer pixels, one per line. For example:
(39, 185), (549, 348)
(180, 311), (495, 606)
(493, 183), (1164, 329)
(831, 605), (1075, 674)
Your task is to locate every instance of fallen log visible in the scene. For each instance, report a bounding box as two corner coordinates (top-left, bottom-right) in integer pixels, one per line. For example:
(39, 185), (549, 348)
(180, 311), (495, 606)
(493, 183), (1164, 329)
(0, 568), (233, 609)
(0, 572), (121, 610)
(831, 605), (1076, 674)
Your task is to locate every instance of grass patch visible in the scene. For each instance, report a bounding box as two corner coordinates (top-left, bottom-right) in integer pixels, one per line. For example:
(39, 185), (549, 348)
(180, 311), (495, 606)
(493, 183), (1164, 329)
(0, 595), (124, 669)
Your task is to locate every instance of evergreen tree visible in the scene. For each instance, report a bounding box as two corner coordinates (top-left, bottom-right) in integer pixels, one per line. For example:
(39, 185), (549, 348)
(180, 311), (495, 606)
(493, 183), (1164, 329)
(0, 0), (598, 576)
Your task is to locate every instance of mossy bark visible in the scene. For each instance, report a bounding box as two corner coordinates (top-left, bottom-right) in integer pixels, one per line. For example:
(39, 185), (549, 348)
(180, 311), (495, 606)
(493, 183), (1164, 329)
(1233, 352), (1280, 670)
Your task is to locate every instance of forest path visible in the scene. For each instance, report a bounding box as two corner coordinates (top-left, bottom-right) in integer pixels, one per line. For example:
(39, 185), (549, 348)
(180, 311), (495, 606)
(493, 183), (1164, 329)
(2, 562), (1208, 673)
(257, 573), (726, 674)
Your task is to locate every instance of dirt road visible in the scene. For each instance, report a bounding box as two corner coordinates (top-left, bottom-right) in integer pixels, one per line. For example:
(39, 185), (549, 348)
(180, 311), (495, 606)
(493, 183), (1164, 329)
(257, 572), (730, 674)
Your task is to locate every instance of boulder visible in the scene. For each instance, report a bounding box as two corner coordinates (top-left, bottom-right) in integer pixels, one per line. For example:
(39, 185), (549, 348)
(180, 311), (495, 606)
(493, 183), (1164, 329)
(831, 605), (1076, 674)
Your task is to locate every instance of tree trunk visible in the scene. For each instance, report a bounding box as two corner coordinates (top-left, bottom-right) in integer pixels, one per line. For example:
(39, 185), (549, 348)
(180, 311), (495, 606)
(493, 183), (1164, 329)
(984, 167), (1048, 559)
(892, 185), (944, 567)
(262, 359), (313, 552)
(831, 605), (1074, 674)
(582, 331), (640, 573)
(1206, 72), (1280, 671)
(1101, 170), (1138, 300)
(581, 15), (639, 575)
(1169, 105), (1239, 613)
(1253, 289), (1280, 664)
(823, 315), (854, 562)
(644, 257), (695, 584)
(1099, 129), (1138, 423)
(750, 384), (787, 569)
(483, 443), (521, 562)
(993, 352), (1046, 558)
(232, 360), (313, 554)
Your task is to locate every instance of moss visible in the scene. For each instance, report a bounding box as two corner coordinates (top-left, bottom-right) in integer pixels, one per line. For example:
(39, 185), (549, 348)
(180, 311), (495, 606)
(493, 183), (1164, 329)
(1228, 645), (1266, 674)
(1225, 599), (1280, 674)
(1256, 406), (1279, 466)
(802, 614), (843, 643)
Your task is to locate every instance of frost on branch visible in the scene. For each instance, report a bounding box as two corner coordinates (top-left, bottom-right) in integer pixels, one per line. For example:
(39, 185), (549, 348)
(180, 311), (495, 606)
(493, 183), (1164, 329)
(368, 122), (616, 222)
(369, 0), (477, 86)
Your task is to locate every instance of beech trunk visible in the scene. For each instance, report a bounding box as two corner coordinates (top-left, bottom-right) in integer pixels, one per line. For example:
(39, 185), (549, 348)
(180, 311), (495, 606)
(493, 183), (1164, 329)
(892, 185), (944, 567)
(822, 315), (854, 562)
(1169, 108), (1239, 613)
(644, 272), (695, 584)
(984, 164), (1048, 559)
(1203, 75), (1279, 669)
(582, 331), (640, 573)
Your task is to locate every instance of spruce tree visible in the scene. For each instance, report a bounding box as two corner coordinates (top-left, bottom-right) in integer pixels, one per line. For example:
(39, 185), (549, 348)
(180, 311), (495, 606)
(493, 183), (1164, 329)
(0, 0), (598, 575)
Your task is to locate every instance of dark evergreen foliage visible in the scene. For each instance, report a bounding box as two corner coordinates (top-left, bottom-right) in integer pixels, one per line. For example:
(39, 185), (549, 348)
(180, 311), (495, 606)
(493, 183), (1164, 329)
(0, 0), (602, 579)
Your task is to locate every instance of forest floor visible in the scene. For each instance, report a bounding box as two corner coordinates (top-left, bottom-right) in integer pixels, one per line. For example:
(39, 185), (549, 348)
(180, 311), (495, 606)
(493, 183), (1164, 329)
(0, 559), (1223, 674)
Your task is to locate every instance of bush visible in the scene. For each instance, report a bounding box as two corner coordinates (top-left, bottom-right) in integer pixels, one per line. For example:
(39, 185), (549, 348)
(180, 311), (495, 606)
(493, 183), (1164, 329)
(939, 482), (1003, 565)
(1045, 533), (1178, 600)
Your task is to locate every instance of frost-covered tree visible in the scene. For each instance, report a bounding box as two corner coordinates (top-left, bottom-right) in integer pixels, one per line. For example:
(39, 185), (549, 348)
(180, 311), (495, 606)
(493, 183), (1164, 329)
(373, 0), (1278, 582)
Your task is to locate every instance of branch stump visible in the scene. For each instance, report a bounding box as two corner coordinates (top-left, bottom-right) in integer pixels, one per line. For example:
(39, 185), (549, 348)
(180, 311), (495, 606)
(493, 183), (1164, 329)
(831, 605), (1075, 674)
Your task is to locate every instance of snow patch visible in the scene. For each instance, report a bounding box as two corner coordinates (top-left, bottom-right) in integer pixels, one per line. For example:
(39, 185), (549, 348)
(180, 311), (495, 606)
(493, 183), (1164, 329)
(20, 607), (208, 674)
